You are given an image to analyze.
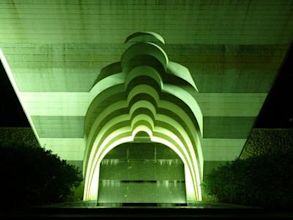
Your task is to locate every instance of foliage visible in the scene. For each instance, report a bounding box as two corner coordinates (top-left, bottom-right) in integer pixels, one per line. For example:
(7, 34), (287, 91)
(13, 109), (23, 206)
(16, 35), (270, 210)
(240, 128), (293, 159)
(0, 142), (82, 209)
(204, 148), (293, 209)
(0, 127), (38, 147)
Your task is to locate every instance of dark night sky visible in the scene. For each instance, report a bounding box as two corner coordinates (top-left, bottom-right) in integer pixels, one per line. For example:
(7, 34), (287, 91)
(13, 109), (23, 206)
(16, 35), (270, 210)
(0, 43), (293, 129)
(0, 60), (29, 127)
(254, 43), (293, 128)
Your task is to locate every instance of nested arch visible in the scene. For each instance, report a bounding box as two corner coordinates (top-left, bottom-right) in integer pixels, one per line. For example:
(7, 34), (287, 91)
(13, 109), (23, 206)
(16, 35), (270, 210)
(83, 32), (204, 203)
(83, 124), (201, 202)
(85, 81), (202, 174)
(83, 86), (203, 202)
(83, 98), (203, 201)
(84, 82), (203, 177)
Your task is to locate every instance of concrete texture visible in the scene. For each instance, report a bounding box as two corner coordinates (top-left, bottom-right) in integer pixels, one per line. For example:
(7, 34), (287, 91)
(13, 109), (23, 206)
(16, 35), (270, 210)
(0, 0), (292, 203)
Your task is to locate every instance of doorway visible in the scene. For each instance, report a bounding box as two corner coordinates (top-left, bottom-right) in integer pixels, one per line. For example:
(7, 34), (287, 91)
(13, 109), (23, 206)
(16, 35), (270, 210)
(98, 141), (186, 206)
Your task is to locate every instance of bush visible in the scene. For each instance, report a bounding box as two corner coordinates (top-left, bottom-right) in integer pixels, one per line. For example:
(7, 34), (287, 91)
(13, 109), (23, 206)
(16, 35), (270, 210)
(204, 149), (293, 209)
(240, 129), (293, 159)
(0, 143), (82, 209)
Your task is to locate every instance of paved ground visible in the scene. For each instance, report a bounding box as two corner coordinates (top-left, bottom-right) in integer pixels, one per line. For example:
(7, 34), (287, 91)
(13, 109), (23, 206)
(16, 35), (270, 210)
(1, 201), (293, 219)
(42, 200), (252, 209)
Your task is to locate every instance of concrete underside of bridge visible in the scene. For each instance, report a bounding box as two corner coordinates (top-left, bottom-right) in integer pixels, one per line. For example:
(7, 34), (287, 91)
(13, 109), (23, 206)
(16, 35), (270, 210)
(0, 0), (292, 204)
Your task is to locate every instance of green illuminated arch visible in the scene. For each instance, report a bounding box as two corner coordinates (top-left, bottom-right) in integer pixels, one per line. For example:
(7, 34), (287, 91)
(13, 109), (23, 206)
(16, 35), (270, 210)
(83, 32), (204, 203)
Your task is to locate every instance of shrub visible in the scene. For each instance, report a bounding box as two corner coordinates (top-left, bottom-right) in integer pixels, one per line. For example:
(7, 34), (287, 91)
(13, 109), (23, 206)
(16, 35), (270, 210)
(0, 143), (82, 209)
(204, 149), (293, 209)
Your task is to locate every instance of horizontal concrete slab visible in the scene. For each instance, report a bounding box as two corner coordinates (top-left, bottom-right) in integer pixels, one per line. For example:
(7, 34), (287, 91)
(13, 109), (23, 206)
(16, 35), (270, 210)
(202, 138), (246, 161)
(39, 138), (85, 160)
(203, 116), (256, 139)
(32, 116), (84, 138)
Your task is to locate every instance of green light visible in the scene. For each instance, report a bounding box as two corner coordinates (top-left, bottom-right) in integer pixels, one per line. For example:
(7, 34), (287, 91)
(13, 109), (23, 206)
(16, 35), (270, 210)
(83, 32), (204, 202)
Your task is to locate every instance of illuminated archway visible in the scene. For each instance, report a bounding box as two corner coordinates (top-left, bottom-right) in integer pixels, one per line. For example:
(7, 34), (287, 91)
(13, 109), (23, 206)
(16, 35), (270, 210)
(83, 32), (203, 203)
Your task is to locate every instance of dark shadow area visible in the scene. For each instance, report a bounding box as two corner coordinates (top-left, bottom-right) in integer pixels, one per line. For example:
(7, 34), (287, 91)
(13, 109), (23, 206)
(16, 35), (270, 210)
(0, 60), (29, 127)
(255, 42), (293, 128)
(204, 146), (293, 210)
(2, 206), (293, 220)
(0, 142), (82, 212)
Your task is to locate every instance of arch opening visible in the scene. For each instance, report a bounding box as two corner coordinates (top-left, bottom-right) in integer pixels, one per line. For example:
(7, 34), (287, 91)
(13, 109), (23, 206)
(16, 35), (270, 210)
(97, 141), (187, 206)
